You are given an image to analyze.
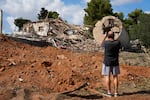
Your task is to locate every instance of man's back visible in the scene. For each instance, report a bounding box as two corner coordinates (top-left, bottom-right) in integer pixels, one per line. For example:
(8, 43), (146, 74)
(103, 40), (121, 66)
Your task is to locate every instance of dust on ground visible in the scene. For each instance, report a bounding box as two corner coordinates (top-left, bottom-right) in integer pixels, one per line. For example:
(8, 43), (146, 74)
(0, 34), (150, 100)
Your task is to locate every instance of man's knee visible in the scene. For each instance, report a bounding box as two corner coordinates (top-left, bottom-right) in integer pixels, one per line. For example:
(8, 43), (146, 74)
(113, 75), (118, 78)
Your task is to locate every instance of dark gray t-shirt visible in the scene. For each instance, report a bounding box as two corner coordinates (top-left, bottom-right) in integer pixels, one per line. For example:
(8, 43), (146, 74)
(103, 40), (121, 66)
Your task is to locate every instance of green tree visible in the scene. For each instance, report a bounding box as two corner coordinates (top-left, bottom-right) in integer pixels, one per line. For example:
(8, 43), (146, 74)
(123, 18), (133, 32)
(14, 18), (31, 31)
(38, 8), (48, 20)
(38, 7), (59, 20)
(128, 9), (143, 24)
(114, 12), (124, 21)
(84, 0), (113, 26)
(137, 14), (150, 47)
(48, 11), (59, 19)
(125, 9), (143, 40)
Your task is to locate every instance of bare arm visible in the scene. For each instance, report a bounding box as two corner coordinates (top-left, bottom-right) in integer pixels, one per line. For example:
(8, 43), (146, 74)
(100, 34), (107, 47)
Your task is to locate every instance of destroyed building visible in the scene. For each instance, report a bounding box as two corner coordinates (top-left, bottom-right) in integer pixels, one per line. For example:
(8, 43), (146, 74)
(12, 16), (131, 52)
(22, 18), (84, 38)
(12, 18), (100, 52)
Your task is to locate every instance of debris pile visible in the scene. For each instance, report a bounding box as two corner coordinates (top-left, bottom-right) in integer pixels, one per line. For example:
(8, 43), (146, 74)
(11, 18), (101, 52)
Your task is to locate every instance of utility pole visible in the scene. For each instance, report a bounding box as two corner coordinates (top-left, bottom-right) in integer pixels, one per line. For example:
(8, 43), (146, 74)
(0, 9), (2, 34)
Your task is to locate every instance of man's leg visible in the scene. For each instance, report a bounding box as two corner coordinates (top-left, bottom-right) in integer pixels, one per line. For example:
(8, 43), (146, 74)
(102, 64), (112, 97)
(113, 75), (118, 94)
(105, 75), (111, 94)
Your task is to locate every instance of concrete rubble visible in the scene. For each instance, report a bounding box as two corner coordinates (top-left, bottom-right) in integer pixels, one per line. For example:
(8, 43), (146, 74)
(8, 16), (140, 52)
(11, 18), (101, 52)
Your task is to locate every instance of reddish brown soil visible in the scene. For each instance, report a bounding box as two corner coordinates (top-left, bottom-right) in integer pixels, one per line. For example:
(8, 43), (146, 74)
(0, 34), (150, 100)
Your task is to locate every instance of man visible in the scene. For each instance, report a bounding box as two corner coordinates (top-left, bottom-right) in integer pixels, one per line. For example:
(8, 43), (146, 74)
(101, 31), (121, 97)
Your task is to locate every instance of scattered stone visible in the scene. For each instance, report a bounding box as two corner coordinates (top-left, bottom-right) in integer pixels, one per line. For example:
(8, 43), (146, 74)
(0, 67), (5, 72)
(18, 78), (24, 82)
(57, 55), (67, 60)
(9, 62), (16, 66)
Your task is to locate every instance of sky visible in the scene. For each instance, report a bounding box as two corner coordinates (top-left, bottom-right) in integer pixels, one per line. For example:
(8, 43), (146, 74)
(0, 0), (149, 33)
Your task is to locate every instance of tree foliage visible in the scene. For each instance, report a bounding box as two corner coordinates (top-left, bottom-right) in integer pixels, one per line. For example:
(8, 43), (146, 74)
(124, 9), (143, 39)
(38, 8), (48, 20)
(114, 12), (124, 21)
(38, 7), (59, 20)
(136, 14), (150, 47)
(128, 9), (143, 24)
(14, 18), (31, 31)
(122, 9), (150, 47)
(84, 0), (113, 26)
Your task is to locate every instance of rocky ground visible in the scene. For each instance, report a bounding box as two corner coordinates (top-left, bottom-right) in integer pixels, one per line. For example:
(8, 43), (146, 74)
(0, 34), (150, 100)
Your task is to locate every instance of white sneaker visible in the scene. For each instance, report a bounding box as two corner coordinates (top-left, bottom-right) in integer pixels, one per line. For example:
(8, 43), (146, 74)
(114, 93), (119, 97)
(103, 93), (112, 97)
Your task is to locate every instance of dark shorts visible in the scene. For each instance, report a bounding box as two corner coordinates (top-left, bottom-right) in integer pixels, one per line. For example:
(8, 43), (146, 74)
(102, 63), (120, 76)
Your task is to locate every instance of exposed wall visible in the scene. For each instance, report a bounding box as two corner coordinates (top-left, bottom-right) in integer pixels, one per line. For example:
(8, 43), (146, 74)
(23, 21), (49, 36)
(22, 19), (85, 39)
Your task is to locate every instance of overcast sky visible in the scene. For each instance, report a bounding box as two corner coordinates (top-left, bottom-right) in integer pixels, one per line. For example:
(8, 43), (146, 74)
(0, 0), (149, 33)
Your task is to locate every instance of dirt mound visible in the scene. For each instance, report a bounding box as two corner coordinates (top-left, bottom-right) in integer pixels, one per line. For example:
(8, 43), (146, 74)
(0, 34), (150, 100)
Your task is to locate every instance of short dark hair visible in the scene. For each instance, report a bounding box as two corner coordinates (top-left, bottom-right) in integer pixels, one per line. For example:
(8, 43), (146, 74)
(107, 32), (114, 39)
